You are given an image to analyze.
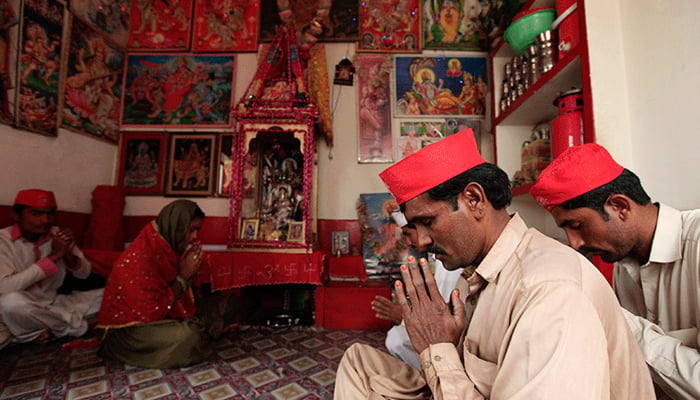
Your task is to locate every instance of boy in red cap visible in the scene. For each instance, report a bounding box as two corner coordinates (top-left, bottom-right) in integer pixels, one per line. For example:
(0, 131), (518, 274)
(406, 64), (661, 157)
(334, 130), (654, 399)
(0, 189), (102, 350)
(531, 143), (700, 399)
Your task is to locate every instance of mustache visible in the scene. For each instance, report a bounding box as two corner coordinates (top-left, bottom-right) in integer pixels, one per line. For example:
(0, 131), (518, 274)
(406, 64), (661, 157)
(427, 245), (446, 255)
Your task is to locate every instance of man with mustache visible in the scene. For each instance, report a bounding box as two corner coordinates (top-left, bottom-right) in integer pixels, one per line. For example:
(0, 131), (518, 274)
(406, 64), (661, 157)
(334, 129), (654, 399)
(530, 143), (700, 399)
(0, 189), (102, 350)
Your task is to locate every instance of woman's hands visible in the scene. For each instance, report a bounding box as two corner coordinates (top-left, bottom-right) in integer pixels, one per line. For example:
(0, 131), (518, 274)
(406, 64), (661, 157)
(179, 241), (202, 280)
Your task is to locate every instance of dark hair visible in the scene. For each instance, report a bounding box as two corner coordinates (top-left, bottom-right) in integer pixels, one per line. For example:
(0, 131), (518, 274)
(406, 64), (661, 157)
(193, 205), (205, 220)
(560, 168), (651, 216)
(401, 163), (512, 211)
(12, 204), (29, 215)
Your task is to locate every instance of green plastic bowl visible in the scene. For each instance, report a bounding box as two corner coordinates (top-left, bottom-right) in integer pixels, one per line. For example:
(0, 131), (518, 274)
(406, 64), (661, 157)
(504, 8), (556, 55)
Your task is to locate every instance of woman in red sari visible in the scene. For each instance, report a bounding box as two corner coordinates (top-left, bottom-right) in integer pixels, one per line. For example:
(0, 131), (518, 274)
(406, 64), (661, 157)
(97, 200), (236, 368)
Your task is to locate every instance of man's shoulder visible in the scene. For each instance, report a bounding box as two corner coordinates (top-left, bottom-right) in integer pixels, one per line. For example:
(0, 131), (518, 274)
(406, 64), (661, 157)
(516, 228), (593, 282)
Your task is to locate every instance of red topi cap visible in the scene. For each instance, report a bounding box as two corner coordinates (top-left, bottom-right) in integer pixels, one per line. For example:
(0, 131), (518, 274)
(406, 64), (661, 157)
(530, 143), (624, 211)
(379, 129), (485, 204)
(14, 189), (57, 208)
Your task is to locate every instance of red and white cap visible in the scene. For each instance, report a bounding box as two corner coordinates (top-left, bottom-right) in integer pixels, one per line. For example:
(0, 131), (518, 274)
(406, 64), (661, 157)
(14, 189), (57, 208)
(379, 129), (485, 204)
(530, 143), (624, 211)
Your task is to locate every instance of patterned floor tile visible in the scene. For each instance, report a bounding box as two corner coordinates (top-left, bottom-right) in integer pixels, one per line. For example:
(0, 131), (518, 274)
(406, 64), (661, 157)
(69, 366), (106, 382)
(0, 378), (46, 398)
(318, 347), (344, 360)
(324, 331), (348, 340)
(280, 331), (306, 341)
(287, 356), (318, 372)
(245, 369), (280, 388)
(251, 338), (277, 350)
(66, 380), (109, 400)
(127, 369), (165, 385)
(186, 368), (222, 387)
(309, 369), (337, 387)
(300, 338), (324, 349)
(266, 347), (298, 360)
(7, 364), (50, 381)
(132, 382), (173, 400)
(229, 357), (260, 372)
(270, 383), (309, 400)
(217, 347), (245, 359)
(198, 383), (237, 400)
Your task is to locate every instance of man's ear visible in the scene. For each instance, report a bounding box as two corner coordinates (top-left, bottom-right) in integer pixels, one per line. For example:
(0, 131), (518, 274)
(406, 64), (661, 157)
(460, 182), (486, 216)
(11, 210), (19, 223)
(606, 194), (632, 221)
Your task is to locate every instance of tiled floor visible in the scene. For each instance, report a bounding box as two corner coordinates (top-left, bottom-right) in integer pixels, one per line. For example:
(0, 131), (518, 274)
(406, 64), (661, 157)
(0, 326), (388, 400)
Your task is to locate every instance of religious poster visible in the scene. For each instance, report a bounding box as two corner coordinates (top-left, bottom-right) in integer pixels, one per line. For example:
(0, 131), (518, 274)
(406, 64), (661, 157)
(118, 132), (167, 195)
(422, 0), (490, 50)
(15, 0), (64, 136)
(192, 0), (259, 52)
(120, 54), (235, 128)
(0, 0), (18, 125)
(258, 0), (359, 42)
(357, 54), (393, 163)
(128, 0), (194, 52)
(165, 133), (216, 196)
(393, 54), (488, 117)
(69, 0), (131, 48)
(357, 0), (420, 53)
(61, 16), (125, 144)
(397, 120), (446, 160)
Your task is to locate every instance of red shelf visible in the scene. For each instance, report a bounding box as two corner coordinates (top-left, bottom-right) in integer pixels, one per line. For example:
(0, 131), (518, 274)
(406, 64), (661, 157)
(511, 182), (535, 197)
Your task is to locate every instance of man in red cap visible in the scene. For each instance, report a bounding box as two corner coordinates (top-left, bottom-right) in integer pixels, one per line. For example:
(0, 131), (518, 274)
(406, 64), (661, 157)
(0, 189), (102, 350)
(531, 143), (700, 399)
(334, 129), (654, 399)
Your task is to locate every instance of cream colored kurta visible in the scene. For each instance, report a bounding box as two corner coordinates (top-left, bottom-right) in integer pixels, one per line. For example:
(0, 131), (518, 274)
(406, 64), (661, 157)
(334, 214), (655, 399)
(0, 224), (102, 343)
(614, 203), (700, 399)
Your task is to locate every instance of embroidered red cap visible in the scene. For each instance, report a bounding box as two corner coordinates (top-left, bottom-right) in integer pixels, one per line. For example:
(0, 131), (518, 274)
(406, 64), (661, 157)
(530, 143), (624, 211)
(379, 129), (485, 204)
(14, 189), (57, 208)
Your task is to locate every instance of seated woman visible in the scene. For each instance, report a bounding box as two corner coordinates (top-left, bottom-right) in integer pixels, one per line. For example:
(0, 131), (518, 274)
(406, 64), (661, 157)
(96, 199), (237, 369)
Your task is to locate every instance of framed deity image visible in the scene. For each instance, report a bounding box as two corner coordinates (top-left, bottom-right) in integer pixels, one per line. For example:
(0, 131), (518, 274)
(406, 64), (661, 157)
(287, 221), (305, 243)
(69, 0), (131, 48)
(216, 133), (234, 197)
(128, 0), (194, 51)
(192, 0), (259, 52)
(422, 0), (490, 50)
(61, 15), (125, 144)
(120, 54), (235, 128)
(397, 120), (446, 160)
(393, 54), (488, 117)
(357, 54), (393, 163)
(165, 133), (216, 196)
(117, 132), (167, 195)
(331, 230), (350, 255)
(258, 0), (359, 42)
(357, 0), (420, 53)
(241, 218), (259, 240)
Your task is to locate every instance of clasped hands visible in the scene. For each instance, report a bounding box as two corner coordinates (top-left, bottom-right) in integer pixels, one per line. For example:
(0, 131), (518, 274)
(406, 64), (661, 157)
(50, 227), (76, 262)
(395, 256), (466, 354)
(179, 241), (203, 280)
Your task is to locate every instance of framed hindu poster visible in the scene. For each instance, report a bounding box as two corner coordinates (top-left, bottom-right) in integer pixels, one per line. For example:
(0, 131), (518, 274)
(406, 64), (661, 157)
(357, 54), (393, 163)
(15, 0), (64, 136)
(445, 117), (483, 151)
(192, 0), (259, 52)
(117, 132), (167, 195)
(120, 54), (235, 128)
(0, 0), (18, 125)
(258, 0), (359, 42)
(128, 0), (194, 52)
(397, 120), (446, 160)
(422, 0), (490, 50)
(393, 54), (488, 117)
(69, 0), (131, 48)
(165, 133), (217, 196)
(216, 133), (234, 197)
(61, 15), (125, 144)
(357, 0), (420, 53)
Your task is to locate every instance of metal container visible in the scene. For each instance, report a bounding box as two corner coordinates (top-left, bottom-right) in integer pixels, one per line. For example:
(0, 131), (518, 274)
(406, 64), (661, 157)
(535, 30), (557, 75)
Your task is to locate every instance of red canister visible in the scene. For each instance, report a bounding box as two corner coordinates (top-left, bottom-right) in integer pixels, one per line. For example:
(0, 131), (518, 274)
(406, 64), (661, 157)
(554, 0), (579, 59)
(550, 89), (583, 158)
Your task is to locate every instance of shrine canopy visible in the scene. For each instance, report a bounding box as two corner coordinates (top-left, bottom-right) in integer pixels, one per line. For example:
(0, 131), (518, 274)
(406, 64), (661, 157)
(233, 25), (318, 123)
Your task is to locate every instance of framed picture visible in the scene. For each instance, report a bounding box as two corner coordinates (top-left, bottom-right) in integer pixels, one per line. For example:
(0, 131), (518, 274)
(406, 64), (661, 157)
(61, 15), (125, 144)
(357, 0), (420, 53)
(357, 54), (393, 163)
(216, 133), (234, 197)
(120, 54), (236, 128)
(117, 132), (167, 195)
(15, 0), (65, 137)
(331, 230), (350, 255)
(258, 0), (359, 42)
(445, 117), (483, 151)
(192, 0), (259, 52)
(128, 0), (194, 51)
(287, 221), (305, 243)
(397, 120), (446, 160)
(393, 54), (488, 117)
(165, 133), (216, 196)
(241, 218), (259, 240)
(422, 0), (490, 51)
(69, 0), (131, 48)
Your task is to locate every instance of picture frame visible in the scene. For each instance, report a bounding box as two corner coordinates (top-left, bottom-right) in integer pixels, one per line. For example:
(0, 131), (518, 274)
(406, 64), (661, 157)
(357, 54), (393, 163)
(69, 0), (131, 48)
(357, 0), (420, 53)
(192, 0), (259, 52)
(422, 0), (490, 51)
(241, 218), (259, 240)
(117, 132), (167, 195)
(216, 133), (234, 197)
(397, 120), (446, 160)
(127, 0), (194, 52)
(120, 54), (236, 128)
(393, 54), (489, 117)
(287, 221), (305, 243)
(331, 230), (350, 256)
(61, 15), (126, 144)
(165, 133), (216, 196)
(258, 0), (359, 43)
